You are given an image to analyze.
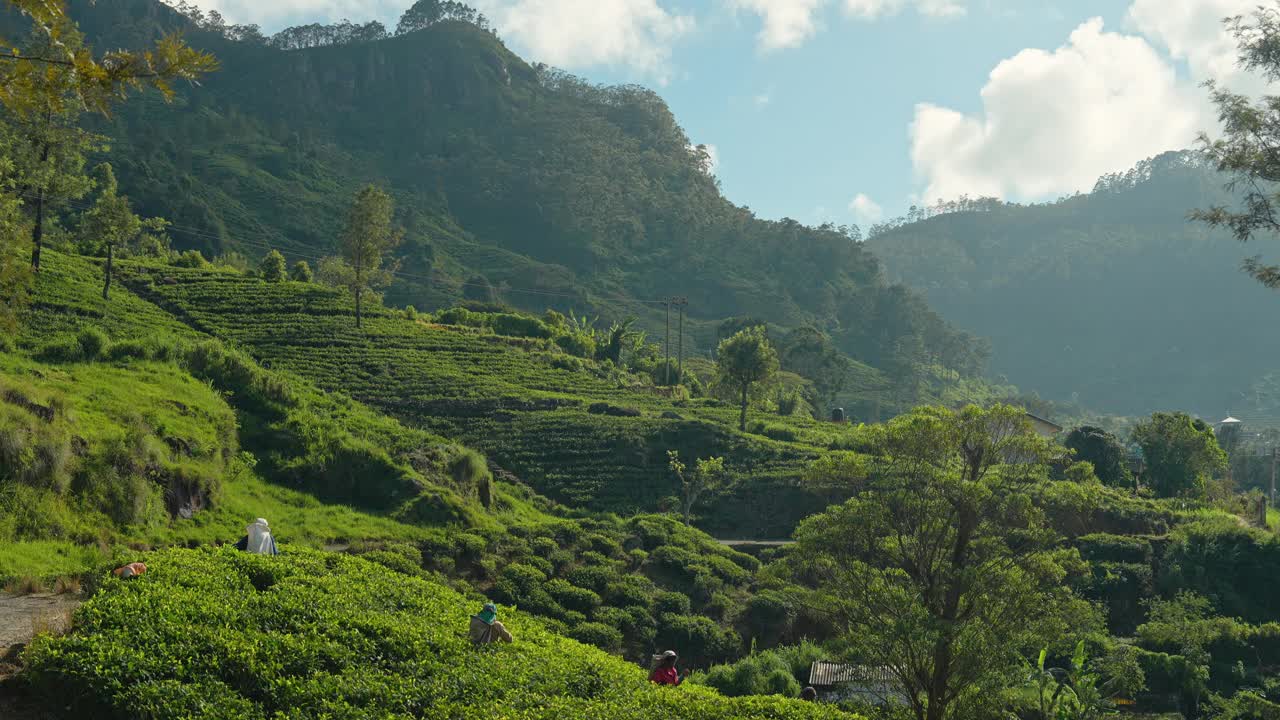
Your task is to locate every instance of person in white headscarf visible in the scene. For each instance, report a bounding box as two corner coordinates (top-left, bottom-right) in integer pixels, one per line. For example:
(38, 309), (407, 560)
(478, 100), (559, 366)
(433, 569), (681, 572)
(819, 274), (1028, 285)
(233, 518), (279, 555)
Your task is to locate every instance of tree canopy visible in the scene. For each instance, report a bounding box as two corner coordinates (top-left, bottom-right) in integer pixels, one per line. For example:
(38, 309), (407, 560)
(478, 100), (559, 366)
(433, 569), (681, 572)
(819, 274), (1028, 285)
(716, 327), (779, 431)
(1131, 412), (1227, 498)
(789, 405), (1097, 720)
(1064, 425), (1131, 489)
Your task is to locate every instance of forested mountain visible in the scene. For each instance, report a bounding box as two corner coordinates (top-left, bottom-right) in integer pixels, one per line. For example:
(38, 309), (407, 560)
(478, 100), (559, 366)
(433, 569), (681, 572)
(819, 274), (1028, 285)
(868, 151), (1280, 417)
(20, 0), (988, 389)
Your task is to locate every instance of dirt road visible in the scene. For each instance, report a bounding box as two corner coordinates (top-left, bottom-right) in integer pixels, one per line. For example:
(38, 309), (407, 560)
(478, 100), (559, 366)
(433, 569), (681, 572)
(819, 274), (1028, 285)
(0, 593), (82, 720)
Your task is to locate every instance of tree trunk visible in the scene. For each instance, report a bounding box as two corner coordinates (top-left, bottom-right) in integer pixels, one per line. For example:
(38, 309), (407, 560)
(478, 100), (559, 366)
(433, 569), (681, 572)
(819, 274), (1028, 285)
(30, 143), (50, 271)
(102, 242), (114, 299)
(739, 383), (749, 431)
(30, 192), (45, 270)
(924, 509), (977, 720)
(355, 286), (363, 329)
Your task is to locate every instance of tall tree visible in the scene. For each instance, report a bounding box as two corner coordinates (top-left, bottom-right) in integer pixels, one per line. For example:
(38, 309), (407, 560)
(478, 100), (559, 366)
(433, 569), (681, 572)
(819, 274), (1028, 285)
(777, 325), (852, 414)
(1, 1), (215, 270)
(0, 122), (32, 332)
(790, 405), (1096, 720)
(1064, 425), (1132, 489)
(396, 0), (444, 34)
(1193, 6), (1280, 288)
(1131, 412), (1227, 498)
(77, 163), (167, 299)
(667, 451), (725, 525)
(716, 326), (779, 431)
(259, 249), (287, 282)
(1, 1), (218, 116)
(336, 185), (402, 329)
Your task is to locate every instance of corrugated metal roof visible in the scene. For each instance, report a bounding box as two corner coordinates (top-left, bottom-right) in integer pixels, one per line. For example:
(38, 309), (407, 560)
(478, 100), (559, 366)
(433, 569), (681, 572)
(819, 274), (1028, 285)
(808, 662), (896, 687)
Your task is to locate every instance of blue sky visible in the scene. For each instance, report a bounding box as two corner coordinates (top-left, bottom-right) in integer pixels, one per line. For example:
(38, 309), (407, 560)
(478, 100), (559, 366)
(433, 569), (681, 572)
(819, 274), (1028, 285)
(192, 0), (1262, 227)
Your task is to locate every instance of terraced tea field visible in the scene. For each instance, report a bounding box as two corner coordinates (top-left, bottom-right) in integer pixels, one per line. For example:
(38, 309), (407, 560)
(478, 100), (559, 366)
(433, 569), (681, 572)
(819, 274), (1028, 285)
(122, 264), (852, 536)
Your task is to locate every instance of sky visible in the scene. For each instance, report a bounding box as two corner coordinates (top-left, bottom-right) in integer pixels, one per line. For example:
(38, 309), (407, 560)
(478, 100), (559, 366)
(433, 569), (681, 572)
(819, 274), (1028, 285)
(183, 0), (1271, 227)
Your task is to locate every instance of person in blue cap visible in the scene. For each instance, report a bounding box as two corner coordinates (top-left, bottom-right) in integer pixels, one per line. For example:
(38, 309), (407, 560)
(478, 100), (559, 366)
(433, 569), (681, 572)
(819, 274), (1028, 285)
(469, 602), (513, 645)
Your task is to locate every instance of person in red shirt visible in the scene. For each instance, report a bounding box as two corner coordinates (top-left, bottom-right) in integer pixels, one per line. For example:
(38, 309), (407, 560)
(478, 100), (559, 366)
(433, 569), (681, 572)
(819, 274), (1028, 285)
(649, 650), (682, 685)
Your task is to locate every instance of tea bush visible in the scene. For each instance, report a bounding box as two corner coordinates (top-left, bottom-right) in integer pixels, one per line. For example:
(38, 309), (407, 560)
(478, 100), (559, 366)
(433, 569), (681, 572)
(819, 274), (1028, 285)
(22, 548), (856, 720)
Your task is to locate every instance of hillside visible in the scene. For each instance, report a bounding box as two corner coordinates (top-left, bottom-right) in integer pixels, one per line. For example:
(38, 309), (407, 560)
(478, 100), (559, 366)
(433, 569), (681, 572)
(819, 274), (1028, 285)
(114, 258), (857, 536)
(19, 547), (853, 719)
(10, 250), (1280, 718)
(2, 249), (843, 667)
(867, 152), (1280, 417)
(24, 0), (990, 396)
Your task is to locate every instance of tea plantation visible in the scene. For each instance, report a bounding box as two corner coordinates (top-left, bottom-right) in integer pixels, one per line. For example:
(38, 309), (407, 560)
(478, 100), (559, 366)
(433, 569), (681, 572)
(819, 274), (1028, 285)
(21, 547), (856, 720)
(119, 261), (855, 536)
(2, 250), (822, 671)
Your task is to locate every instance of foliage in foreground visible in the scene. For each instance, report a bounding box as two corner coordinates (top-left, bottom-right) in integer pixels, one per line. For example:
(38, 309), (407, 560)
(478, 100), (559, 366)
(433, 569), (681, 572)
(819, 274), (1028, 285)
(786, 405), (1101, 720)
(22, 547), (856, 720)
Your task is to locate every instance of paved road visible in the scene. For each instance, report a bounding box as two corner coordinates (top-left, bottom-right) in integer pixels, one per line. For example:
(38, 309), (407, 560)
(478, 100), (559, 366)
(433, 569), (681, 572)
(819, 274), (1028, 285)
(715, 539), (795, 547)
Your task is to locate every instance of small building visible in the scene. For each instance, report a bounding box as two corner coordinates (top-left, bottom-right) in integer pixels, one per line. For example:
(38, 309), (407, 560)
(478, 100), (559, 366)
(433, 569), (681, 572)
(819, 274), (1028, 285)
(807, 661), (907, 705)
(1025, 412), (1063, 438)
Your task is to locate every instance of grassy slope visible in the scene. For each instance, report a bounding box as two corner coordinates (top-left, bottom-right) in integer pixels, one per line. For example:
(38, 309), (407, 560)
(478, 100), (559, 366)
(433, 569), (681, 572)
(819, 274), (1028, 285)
(22, 548), (855, 719)
(120, 261), (855, 536)
(2, 251), (787, 669)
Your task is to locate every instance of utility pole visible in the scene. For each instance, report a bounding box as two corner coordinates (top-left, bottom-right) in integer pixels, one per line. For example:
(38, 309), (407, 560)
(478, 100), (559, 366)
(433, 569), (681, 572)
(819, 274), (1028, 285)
(1271, 446), (1277, 505)
(674, 297), (688, 385)
(664, 300), (671, 386)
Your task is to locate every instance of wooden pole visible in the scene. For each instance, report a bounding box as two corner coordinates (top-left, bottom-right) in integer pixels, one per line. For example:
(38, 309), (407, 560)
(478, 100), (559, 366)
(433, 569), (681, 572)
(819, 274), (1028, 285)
(1271, 447), (1277, 505)
(664, 301), (671, 386)
(676, 298), (686, 385)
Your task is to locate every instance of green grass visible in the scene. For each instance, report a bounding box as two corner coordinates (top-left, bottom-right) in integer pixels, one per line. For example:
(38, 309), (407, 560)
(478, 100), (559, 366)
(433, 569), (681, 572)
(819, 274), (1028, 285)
(0, 542), (108, 585)
(18, 250), (198, 349)
(21, 547), (857, 720)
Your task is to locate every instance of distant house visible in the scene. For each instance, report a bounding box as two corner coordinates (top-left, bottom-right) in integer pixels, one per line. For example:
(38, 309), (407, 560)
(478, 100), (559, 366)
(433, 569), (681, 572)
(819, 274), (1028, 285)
(1025, 412), (1063, 438)
(807, 662), (907, 705)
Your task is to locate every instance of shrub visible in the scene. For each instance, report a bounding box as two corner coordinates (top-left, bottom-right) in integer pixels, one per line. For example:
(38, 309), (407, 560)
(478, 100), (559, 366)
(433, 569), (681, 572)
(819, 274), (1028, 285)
(259, 249), (287, 282)
(555, 332), (597, 358)
(740, 591), (796, 647)
(106, 340), (151, 361)
(491, 313), (552, 339)
(567, 565), (618, 594)
(171, 249), (208, 268)
(587, 402), (641, 418)
(749, 423), (797, 442)
(289, 260), (313, 282)
(569, 622), (624, 653)
(700, 652), (802, 698)
(360, 549), (423, 577)
(37, 338), (83, 363)
(656, 614), (743, 667)
(531, 537), (560, 557)
(548, 579), (602, 613)
(653, 591), (692, 617)
(500, 563), (548, 595)
(448, 449), (493, 500)
(604, 575), (656, 608)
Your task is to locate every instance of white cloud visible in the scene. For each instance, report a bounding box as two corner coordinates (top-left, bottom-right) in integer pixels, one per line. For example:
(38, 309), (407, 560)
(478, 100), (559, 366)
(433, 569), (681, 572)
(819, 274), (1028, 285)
(727, 0), (827, 51)
(848, 193), (884, 224)
(909, 17), (1205, 202)
(844, 0), (964, 21)
(727, 0), (963, 51)
(753, 92), (772, 107)
(1127, 0), (1266, 94)
(478, 0), (694, 80)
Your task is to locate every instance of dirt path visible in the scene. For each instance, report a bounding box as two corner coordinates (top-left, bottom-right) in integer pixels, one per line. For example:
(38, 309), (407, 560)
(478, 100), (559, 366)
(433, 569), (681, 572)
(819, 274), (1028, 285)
(0, 593), (80, 653)
(0, 593), (83, 720)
